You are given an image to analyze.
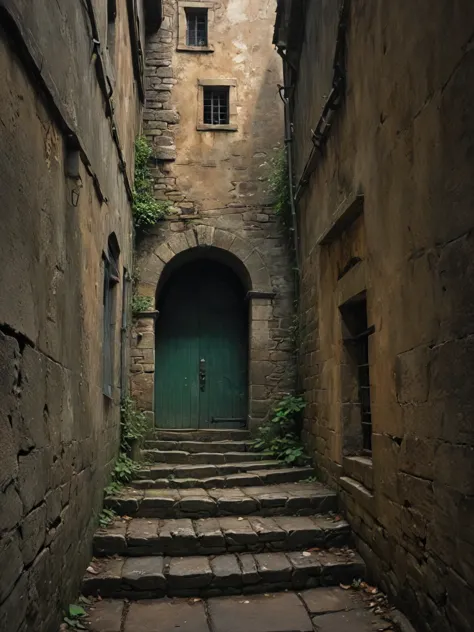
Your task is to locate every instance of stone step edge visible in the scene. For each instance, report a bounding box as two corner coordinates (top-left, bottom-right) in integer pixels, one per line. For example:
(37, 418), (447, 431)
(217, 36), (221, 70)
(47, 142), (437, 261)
(82, 548), (365, 599)
(104, 486), (337, 519)
(149, 429), (251, 439)
(141, 450), (274, 464)
(144, 440), (252, 453)
(135, 460), (293, 479)
(93, 515), (351, 557)
(133, 467), (315, 489)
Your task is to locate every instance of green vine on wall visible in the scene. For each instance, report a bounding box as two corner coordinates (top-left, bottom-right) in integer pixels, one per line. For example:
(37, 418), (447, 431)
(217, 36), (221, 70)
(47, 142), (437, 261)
(132, 136), (171, 229)
(103, 396), (148, 500)
(268, 148), (292, 238)
(131, 293), (153, 315)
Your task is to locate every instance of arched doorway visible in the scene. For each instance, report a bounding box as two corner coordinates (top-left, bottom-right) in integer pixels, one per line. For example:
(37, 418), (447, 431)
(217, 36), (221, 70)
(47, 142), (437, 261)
(155, 256), (249, 429)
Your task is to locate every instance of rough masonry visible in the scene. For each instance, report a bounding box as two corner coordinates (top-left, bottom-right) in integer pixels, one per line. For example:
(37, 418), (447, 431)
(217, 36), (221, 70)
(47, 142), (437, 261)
(132, 0), (296, 431)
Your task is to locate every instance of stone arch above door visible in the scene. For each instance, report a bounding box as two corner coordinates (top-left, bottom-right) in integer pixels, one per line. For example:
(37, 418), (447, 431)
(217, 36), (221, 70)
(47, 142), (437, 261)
(131, 222), (287, 435)
(136, 225), (272, 299)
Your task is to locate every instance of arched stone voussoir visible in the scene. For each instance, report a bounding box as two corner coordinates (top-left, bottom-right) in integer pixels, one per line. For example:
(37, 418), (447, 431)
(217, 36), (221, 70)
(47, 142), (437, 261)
(243, 249), (272, 292)
(194, 224), (215, 246)
(166, 232), (189, 256)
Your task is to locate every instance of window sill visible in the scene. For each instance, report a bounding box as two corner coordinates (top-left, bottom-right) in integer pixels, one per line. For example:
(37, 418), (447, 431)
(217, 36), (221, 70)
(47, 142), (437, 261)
(196, 124), (237, 132)
(177, 44), (214, 53)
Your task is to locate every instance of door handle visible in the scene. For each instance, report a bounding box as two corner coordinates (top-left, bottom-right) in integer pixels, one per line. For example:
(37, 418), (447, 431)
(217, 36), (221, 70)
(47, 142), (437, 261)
(199, 358), (206, 392)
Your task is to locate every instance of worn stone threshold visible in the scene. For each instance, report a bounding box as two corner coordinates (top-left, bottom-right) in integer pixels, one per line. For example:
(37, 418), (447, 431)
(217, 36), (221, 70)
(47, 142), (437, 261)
(104, 482), (337, 519)
(136, 459), (292, 479)
(87, 588), (397, 632)
(82, 548), (365, 599)
(149, 429), (251, 442)
(133, 466), (315, 489)
(93, 515), (350, 557)
(141, 449), (274, 464)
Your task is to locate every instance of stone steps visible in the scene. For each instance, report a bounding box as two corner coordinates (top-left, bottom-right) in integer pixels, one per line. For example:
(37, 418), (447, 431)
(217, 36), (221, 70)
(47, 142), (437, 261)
(133, 466), (315, 489)
(149, 429), (251, 442)
(144, 440), (252, 453)
(135, 459), (289, 479)
(82, 548), (365, 599)
(93, 515), (351, 557)
(141, 449), (273, 464)
(104, 483), (338, 519)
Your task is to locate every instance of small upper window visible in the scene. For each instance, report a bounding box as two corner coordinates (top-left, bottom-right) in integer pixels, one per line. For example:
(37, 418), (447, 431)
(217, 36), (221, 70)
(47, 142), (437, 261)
(186, 8), (208, 47)
(203, 86), (229, 125)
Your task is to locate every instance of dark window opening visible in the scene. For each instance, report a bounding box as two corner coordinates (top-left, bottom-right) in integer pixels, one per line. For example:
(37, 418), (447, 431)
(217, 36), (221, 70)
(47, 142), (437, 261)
(341, 295), (373, 453)
(186, 8), (208, 46)
(203, 86), (229, 125)
(103, 234), (120, 398)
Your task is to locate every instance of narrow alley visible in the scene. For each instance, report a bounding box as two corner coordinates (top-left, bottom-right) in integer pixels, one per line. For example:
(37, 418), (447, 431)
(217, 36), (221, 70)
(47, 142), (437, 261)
(0, 1), (473, 632)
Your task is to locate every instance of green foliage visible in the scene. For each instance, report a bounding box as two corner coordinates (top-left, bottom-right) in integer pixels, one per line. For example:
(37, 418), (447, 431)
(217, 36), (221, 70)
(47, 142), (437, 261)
(120, 396), (148, 451)
(131, 294), (153, 315)
(104, 397), (148, 497)
(133, 136), (171, 229)
(268, 148), (291, 231)
(63, 604), (87, 630)
(252, 394), (309, 466)
(98, 507), (117, 528)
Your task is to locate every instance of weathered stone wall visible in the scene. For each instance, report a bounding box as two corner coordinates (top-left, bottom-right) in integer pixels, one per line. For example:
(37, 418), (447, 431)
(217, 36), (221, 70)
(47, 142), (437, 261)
(0, 1), (146, 629)
(133, 0), (295, 431)
(280, 1), (474, 631)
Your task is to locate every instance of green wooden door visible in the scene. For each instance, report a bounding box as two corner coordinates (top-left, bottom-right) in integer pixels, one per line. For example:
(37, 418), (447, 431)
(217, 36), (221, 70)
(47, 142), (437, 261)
(155, 261), (248, 429)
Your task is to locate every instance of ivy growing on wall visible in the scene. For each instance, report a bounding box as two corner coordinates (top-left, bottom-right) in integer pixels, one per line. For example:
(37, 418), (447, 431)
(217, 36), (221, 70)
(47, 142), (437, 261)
(103, 397), (148, 499)
(132, 136), (171, 229)
(268, 148), (292, 237)
(131, 293), (153, 315)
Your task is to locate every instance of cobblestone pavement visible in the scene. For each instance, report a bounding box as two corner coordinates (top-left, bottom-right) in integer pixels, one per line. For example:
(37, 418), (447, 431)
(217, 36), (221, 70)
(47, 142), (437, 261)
(87, 587), (398, 632)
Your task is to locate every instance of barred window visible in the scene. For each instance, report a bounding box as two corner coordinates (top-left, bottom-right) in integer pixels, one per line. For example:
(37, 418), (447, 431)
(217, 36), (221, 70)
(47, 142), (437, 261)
(203, 87), (229, 125)
(186, 8), (208, 47)
(103, 234), (120, 398)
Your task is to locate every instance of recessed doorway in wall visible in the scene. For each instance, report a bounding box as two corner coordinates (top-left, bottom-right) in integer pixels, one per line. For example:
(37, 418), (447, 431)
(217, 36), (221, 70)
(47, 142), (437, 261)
(155, 257), (249, 430)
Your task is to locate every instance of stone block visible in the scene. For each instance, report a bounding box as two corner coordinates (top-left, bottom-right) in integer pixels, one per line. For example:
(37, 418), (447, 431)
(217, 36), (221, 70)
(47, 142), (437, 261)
(88, 599), (123, 632)
(18, 449), (49, 514)
(210, 554), (241, 587)
(0, 533), (23, 602)
(122, 557), (166, 591)
(254, 552), (292, 582)
(0, 483), (22, 533)
(168, 556), (213, 589)
(208, 592), (312, 632)
(21, 503), (46, 565)
(238, 553), (260, 584)
(299, 587), (355, 614)
(195, 225), (215, 246)
(125, 600), (210, 632)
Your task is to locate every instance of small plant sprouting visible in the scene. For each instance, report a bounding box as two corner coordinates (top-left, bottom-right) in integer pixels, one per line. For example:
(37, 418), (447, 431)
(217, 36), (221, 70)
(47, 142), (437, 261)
(98, 507), (117, 528)
(133, 136), (171, 229)
(63, 604), (88, 630)
(131, 294), (153, 315)
(251, 394), (309, 466)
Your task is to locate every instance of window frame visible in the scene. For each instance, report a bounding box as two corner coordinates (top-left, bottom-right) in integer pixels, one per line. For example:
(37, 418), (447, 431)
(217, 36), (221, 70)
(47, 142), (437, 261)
(197, 79), (238, 132)
(185, 7), (208, 47)
(102, 236), (120, 399)
(177, 1), (215, 53)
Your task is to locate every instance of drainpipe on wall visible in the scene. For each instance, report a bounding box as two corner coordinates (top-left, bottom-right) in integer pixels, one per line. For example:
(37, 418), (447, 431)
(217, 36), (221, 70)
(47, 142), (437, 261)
(278, 83), (300, 283)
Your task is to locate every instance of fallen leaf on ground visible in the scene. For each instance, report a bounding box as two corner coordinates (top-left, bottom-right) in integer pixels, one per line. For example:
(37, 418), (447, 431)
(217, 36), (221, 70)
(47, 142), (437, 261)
(302, 551), (312, 557)
(340, 584), (351, 590)
(86, 566), (98, 575)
